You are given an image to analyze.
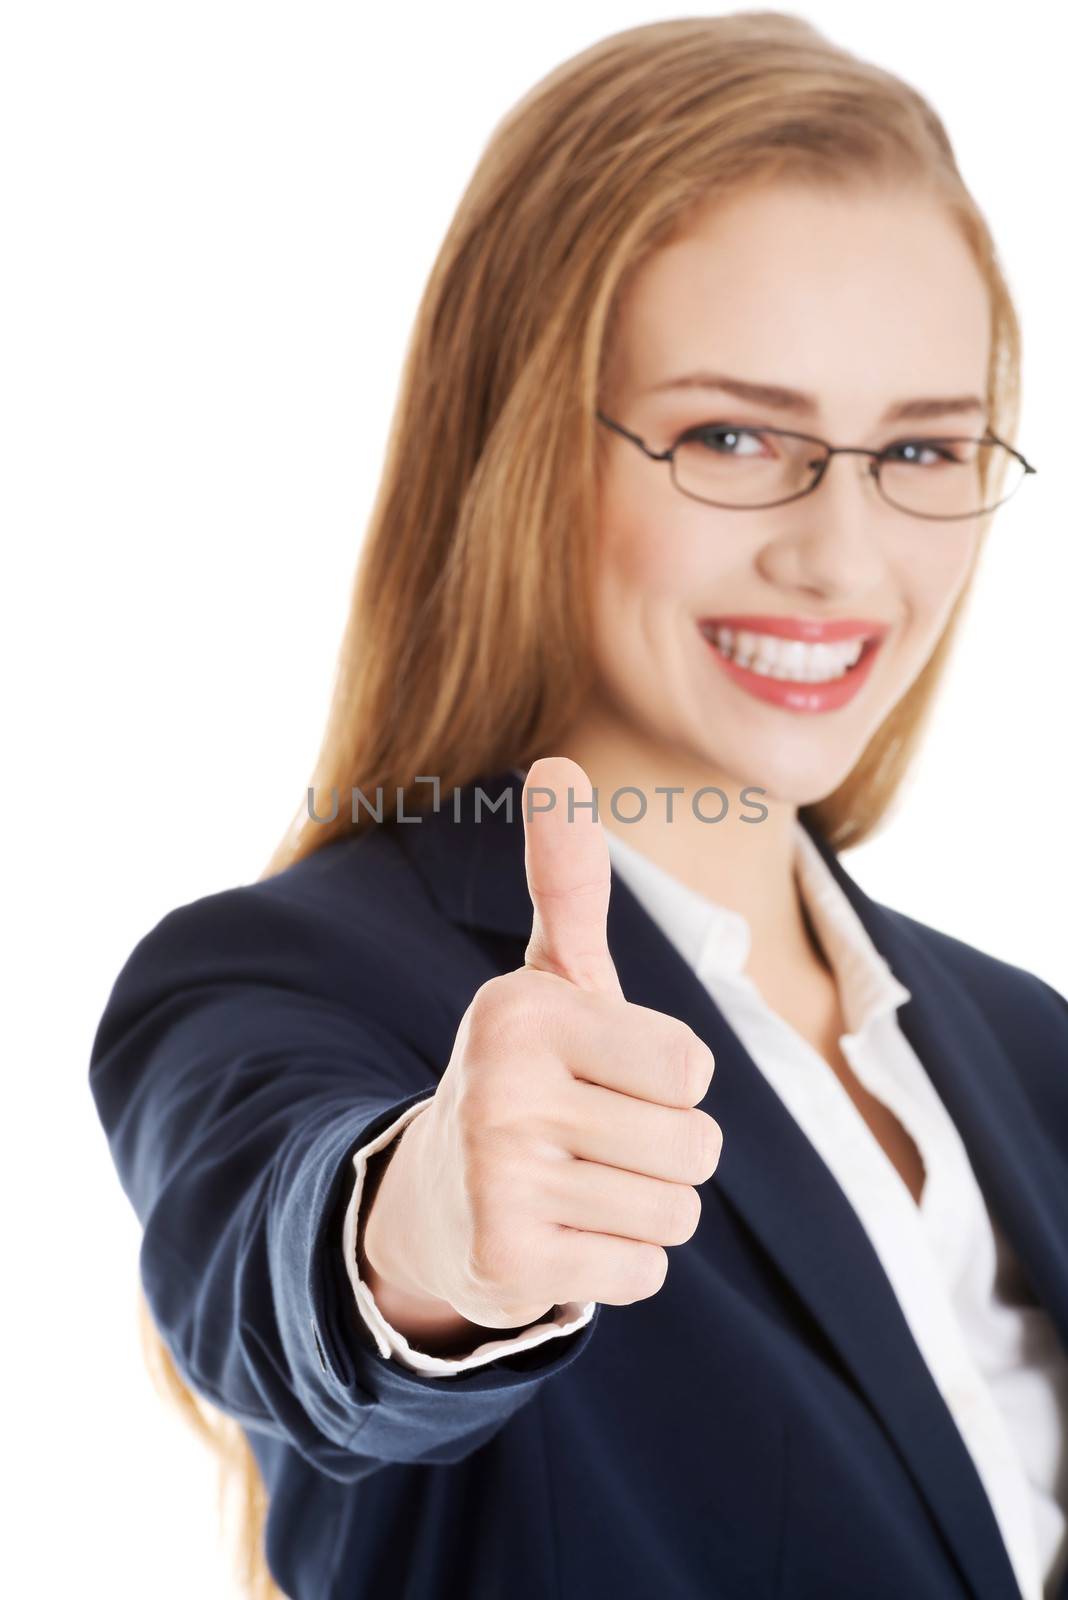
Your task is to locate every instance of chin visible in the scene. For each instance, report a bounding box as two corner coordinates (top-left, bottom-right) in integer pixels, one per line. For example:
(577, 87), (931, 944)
(699, 739), (863, 812)
(761, 771), (850, 810)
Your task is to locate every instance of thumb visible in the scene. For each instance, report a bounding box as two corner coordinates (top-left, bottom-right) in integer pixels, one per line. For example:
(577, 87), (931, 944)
(522, 756), (623, 998)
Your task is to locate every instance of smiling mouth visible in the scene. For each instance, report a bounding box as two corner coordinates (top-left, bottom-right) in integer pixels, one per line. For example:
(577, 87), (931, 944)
(698, 623), (883, 684)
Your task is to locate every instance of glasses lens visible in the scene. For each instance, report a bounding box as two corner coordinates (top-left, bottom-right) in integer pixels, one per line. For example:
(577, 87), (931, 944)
(672, 426), (821, 509)
(671, 428), (1028, 518)
(876, 439), (1027, 519)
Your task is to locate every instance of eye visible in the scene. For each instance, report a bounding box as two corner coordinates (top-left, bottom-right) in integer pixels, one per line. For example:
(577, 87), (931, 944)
(677, 422), (770, 457)
(881, 438), (969, 467)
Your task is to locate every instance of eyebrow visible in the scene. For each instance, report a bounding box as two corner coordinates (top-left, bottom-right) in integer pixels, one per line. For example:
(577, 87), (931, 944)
(642, 370), (987, 425)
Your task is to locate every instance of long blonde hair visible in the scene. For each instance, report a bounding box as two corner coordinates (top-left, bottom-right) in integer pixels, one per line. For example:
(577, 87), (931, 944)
(137, 14), (1023, 1596)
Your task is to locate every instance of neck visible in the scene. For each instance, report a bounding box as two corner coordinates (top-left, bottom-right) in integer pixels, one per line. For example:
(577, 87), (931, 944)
(546, 713), (827, 981)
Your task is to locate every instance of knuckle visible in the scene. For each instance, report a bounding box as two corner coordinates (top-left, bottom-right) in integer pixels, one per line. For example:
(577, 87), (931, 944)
(648, 1181), (689, 1245)
(626, 1245), (669, 1302)
(668, 1025), (712, 1106)
(645, 1177), (703, 1248)
(676, 1108), (721, 1182)
(662, 1184), (702, 1245)
(694, 1110), (724, 1180)
(466, 1221), (518, 1292)
(465, 975), (526, 1059)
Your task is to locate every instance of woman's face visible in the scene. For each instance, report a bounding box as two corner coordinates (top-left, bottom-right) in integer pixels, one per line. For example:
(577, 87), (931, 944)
(588, 181), (992, 805)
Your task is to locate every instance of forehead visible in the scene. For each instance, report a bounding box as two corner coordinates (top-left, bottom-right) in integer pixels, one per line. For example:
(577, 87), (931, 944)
(612, 182), (991, 416)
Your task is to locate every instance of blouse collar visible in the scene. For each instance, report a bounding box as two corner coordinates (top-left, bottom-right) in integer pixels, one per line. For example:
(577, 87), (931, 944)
(601, 819), (912, 1036)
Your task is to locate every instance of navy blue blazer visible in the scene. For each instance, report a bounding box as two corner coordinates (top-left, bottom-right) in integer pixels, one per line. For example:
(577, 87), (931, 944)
(89, 769), (1068, 1600)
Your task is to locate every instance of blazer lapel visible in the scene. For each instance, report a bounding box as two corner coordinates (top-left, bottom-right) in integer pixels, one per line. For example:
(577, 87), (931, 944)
(394, 769), (1060, 1600)
(801, 816), (1068, 1356)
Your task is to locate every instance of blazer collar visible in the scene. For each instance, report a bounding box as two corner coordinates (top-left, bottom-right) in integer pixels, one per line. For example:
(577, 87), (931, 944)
(393, 767), (1067, 1600)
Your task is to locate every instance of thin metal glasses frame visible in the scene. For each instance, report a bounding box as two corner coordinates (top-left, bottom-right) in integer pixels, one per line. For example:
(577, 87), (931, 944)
(595, 409), (1037, 522)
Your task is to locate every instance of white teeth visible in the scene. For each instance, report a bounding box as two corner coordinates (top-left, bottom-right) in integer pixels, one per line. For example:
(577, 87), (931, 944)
(703, 625), (868, 682)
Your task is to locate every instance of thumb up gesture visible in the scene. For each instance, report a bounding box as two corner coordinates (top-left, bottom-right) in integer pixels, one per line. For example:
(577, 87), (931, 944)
(360, 756), (723, 1336)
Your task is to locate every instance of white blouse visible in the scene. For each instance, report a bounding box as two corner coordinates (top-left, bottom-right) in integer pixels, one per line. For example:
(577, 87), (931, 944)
(341, 813), (1068, 1600)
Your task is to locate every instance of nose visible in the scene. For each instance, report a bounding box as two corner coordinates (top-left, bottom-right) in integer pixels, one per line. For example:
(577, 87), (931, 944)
(756, 449), (890, 600)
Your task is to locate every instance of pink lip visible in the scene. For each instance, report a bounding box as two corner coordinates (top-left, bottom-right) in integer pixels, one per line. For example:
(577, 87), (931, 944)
(699, 619), (887, 714)
(699, 613), (889, 644)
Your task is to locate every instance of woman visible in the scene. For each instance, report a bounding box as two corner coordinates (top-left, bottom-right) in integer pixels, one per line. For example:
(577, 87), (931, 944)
(88, 13), (1068, 1600)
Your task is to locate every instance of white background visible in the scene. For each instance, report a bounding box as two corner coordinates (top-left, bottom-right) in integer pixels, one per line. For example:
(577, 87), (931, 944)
(4, 3), (1064, 1595)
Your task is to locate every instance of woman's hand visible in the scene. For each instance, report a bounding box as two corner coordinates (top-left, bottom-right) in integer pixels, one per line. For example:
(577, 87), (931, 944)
(360, 755), (723, 1337)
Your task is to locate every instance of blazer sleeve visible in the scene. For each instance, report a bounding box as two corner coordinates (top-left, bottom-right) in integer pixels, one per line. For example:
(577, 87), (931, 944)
(88, 878), (600, 1484)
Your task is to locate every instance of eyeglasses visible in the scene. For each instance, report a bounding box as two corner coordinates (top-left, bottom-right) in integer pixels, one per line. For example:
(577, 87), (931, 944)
(595, 410), (1037, 522)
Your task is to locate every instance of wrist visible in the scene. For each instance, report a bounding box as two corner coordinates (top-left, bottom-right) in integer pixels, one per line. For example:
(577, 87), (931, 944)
(359, 1108), (440, 1303)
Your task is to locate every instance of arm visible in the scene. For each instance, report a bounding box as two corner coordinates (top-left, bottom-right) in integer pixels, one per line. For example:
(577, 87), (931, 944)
(88, 884), (600, 1485)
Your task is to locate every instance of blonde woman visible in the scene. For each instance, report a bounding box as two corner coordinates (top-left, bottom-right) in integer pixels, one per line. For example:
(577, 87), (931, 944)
(89, 14), (1067, 1600)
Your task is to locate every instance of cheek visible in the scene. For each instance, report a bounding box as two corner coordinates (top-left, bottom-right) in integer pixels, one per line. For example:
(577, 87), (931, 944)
(901, 526), (982, 634)
(591, 522), (709, 694)
(595, 481), (718, 612)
